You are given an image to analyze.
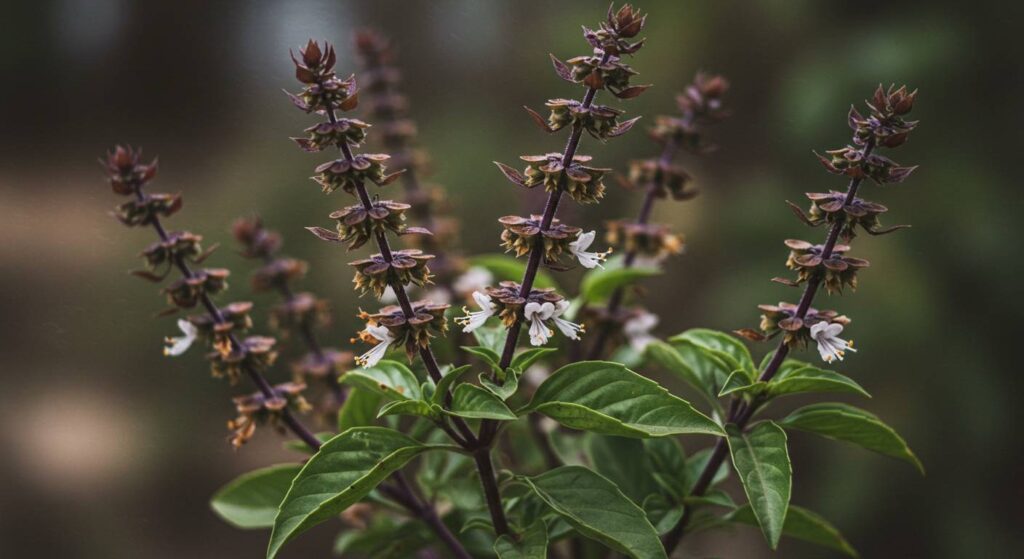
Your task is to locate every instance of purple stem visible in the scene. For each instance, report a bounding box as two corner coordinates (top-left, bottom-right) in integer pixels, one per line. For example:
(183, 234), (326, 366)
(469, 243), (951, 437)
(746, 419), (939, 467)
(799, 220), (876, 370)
(663, 139), (877, 553)
(585, 135), (680, 360)
(261, 253), (345, 404)
(131, 184), (324, 452)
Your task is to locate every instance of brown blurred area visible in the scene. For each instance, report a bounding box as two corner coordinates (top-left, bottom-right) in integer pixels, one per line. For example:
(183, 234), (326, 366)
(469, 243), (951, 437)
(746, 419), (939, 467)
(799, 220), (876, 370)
(1, 0), (1021, 557)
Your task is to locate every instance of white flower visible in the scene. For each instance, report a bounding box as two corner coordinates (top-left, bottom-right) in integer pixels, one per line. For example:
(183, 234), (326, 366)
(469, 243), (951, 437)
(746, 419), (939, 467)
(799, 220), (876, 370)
(163, 319), (198, 357)
(355, 325), (396, 368)
(453, 266), (494, 296)
(422, 286), (452, 306)
(454, 291), (496, 333)
(569, 231), (611, 269)
(524, 301), (555, 346)
(623, 311), (659, 352)
(550, 300), (585, 341)
(809, 321), (856, 363)
(380, 286), (398, 304)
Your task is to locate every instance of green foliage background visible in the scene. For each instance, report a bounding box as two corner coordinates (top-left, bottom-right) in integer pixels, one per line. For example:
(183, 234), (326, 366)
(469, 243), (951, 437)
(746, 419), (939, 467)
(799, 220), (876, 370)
(0, 0), (1018, 557)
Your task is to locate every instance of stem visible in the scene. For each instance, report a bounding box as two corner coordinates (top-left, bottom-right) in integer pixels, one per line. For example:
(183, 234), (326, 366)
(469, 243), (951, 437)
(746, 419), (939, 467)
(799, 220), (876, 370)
(318, 104), (476, 556)
(495, 51), (613, 372)
(585, 135), (680, 360)
(663, 140), (876, 553)
(474, 448), (511, 536)
(391, 470), (475, 556)
(132, 185), (324, 452)
(328, 109), (478, 448)
(262, 253), (345, 404)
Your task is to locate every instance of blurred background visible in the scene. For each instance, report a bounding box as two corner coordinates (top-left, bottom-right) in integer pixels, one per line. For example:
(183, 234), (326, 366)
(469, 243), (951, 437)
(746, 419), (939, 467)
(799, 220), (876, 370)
(1, 0), (1021, 557)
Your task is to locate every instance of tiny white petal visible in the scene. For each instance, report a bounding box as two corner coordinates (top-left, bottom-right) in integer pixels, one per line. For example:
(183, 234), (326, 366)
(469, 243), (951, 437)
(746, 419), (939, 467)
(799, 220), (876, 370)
(571, 230), (596, 251)
(453, 266), (494, 295)
(163, 319), (198, 357)
(552, 316), (584, 340)
(367, 325), (395, 343)
(380, 286), (398, 304)
(528, 315), (551, 346)
(569, 231), (609, 269)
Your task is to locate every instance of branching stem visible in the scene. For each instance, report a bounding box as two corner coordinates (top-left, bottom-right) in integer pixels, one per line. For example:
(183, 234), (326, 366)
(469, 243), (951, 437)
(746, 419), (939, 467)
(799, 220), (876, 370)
(663, 139), (877, 553)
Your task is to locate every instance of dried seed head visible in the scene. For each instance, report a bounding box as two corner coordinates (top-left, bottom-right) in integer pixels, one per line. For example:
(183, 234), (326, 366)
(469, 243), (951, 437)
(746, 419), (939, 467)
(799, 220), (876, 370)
(227, 380), (310, 448)
(312, 153), (403, 195)
(754, 302), (850, 348)
(605, 220), (683, 262)
(102, 145), (158, 196)
(626, 159), (695, 200)
(328, 200), (411, 250)
(349, 249), (434, 297)
(269, 292), (331, 334)
(358, 301), (450, 362)
(232, 216), (282, 259)
(783, 239), (870, 294)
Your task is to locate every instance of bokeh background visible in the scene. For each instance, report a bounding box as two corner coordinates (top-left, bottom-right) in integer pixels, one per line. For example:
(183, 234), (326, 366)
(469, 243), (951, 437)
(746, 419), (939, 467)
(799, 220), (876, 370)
(1, 0), (1020, 557)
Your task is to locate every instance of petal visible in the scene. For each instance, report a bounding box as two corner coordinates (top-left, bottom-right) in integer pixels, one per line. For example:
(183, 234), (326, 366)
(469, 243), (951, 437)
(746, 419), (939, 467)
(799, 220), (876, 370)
(528, 317), (550, 346)
(576, 230), (596, 250)
(809, 321), (828, 338)
(367, 325), (393, 343)
(824, 322), (844, 338)
(472, 290), (493, 311)
(177, 318), (197, 337)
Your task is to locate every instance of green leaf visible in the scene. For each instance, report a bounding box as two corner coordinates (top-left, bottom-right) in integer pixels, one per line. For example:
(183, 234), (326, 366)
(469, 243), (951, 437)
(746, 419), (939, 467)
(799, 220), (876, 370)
(480, 370), (520, 401)
(494, 520), (548, 559)
(523, 361), (723, 438)
(642, 438), (688, 501)
(211, 464), (302, 529)
(642, 493), (684, 535)
(718, 370), (766, 397)
(728, 504), (858, 557)
(471, 253), (558, 289)
(377, 399), (440, 420)
(267, 427), (436, 558)
(338, 387), (382, 431)
(586, 435), (660, 503)
(511, 347), (557, 371)
(462, 345), (502, 371)
(579, 266), (661, 303)
(471, 324), (507, 355)
(727, 421), (792, 549)
(645, 340), (730, 405)
(669, 328), (756, 379)
(521, 466), (667, 559)
(779, 403), (923, 474)
(447, 383), (518, 420)
(343, 360), (422, 401)
(769, 366), (870, 398)
(431, 365), (474, 405)
(685, 489), (736, 509)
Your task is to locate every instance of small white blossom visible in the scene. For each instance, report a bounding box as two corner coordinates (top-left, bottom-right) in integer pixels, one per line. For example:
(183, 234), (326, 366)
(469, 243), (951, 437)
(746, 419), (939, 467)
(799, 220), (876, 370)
(453, 266), (494, 296)
(623, 311), (659, 352)
(810, 321), (856, 363)
(163, 319), (198, 357)
(524, 301), (555, 346)
(380, 286), (399, 305)
(454, 291), (496, 333)
(550, 300), (585, 340)
(569, 230), (611, 269)
(422, 286), (452, 306)
(355, 325), (396, 368)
